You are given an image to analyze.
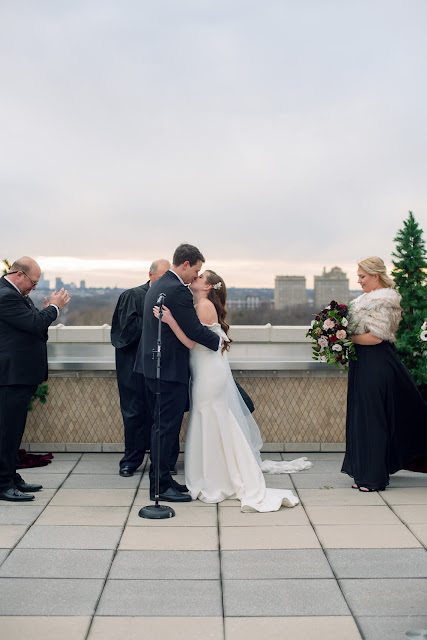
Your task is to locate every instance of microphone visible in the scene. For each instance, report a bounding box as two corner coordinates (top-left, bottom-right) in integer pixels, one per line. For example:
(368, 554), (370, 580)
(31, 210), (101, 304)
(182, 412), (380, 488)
(156, 293), (166, 306)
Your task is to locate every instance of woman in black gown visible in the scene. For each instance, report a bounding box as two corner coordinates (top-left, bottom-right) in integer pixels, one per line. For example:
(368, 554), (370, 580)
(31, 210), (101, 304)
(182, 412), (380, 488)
(341, 257), (427, 492)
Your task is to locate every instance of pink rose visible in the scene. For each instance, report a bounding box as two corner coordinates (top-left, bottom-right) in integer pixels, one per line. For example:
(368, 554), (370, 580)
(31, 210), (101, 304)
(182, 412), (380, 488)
(336, 330), (347, 339)
(323, 319), (335, 330)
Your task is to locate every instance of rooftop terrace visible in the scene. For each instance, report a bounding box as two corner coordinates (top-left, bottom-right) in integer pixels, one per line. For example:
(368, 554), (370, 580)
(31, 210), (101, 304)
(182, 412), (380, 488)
(0, 451), (426, 640)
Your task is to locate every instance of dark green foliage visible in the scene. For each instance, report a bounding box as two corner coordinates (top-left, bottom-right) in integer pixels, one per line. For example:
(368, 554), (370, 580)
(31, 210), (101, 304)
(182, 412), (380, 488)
(28, 383), (49, 411)
(392, 211), (427, 399)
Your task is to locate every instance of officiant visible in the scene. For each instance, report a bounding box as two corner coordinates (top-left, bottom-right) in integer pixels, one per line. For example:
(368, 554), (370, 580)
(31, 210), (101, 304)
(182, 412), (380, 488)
(111, 258), (170, 477)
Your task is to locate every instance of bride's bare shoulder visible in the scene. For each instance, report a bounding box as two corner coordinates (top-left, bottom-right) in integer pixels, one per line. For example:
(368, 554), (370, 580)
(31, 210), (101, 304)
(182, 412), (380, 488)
(195, 298), (218, 324)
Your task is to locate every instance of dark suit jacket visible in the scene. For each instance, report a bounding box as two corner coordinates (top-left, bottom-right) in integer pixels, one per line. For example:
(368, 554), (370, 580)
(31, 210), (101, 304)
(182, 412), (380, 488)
(142, 270), (220, 383)
(0, 276), (58, 386)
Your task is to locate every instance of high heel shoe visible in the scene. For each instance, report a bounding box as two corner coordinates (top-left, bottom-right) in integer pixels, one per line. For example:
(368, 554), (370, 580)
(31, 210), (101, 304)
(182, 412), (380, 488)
(358, 486), (385, 492)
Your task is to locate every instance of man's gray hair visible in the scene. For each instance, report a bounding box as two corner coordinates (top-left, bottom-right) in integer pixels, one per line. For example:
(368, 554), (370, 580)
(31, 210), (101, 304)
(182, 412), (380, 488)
(149, 259), (170, 274)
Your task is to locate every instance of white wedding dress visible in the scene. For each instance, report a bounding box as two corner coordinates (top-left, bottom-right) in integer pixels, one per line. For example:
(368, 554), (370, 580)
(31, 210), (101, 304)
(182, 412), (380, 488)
(184, 324), (312, 512)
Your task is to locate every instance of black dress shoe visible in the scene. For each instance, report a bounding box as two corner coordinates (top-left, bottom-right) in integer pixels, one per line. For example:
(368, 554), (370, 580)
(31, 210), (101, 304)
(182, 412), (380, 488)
(171, 478), (188, 493)
(149, 487), (192, 502)
(169, 466), (177, 475)
(119, 466), (134, 477)
(16, 482), (43, 493)
(0, 488), (35, 502)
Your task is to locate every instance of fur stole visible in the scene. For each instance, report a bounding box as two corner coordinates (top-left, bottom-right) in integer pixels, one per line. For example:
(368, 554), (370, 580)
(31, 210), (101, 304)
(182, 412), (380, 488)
(349, 288), (402, 342)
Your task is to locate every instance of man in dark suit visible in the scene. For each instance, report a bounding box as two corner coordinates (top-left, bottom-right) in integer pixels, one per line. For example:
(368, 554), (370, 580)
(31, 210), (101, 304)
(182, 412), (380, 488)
(111, 258), (170, 477)
(0, 257), (70, 502)
(142, 244), (221, 502)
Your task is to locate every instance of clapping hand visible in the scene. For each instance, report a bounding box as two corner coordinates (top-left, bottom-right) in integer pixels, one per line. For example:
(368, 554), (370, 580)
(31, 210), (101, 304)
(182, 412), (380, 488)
(49, 288), (71, 310)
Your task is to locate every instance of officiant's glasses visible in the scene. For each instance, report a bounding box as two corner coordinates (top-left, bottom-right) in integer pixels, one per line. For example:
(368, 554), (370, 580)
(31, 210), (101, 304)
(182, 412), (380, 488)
(7, 271), (39, 287)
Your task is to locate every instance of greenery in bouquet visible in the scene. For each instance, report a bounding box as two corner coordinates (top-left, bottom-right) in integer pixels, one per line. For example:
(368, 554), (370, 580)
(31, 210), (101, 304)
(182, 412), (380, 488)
(306, 300), (356, 370)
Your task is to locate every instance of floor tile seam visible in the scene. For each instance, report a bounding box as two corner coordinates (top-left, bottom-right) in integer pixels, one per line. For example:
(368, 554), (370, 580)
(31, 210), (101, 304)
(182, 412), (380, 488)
(0, 576), (111, 581)
(386, 522), (427, 549)
(289, 475), (364, 639)
(31, 523), (132, 528)
(84, 454), (147, 640)
(0, 458), (80, 565)
(388, 503), (427, 546)
(312, 523), (421, 528)
(219, 521), (405, 527)
(337, 577), (427, 581)
(216, 503), (226, 638)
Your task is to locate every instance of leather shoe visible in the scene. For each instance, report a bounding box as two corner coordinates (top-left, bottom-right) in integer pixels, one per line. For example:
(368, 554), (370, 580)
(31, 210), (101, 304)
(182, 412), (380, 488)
(0, 487), (35, 502)
(119, 466), (134, 477)
(171, 478), (188, 493)
(150, 487), (192, 502)
(16, 482), (43, 493)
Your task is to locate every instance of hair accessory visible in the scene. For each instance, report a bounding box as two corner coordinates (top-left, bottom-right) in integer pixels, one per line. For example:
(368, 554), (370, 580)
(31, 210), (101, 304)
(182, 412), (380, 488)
(212, 281), (222, 290)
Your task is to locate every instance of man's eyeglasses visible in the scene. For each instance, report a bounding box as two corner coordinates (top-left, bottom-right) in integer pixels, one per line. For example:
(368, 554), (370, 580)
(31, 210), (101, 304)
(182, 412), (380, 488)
(7, 271), (39, 287)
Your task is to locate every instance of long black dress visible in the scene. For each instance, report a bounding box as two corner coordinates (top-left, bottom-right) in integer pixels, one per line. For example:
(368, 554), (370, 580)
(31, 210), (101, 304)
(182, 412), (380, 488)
(341, 286), (427, 489)
(342, 341), (427, 489)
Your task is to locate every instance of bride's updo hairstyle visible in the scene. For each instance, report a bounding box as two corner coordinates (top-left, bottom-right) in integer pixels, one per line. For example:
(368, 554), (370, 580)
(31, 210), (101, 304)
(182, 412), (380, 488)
(205, 270), (232, 352)
(358, 256), (395, 289)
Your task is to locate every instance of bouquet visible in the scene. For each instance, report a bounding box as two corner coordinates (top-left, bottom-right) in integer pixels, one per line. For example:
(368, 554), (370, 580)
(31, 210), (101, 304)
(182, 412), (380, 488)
(306, 300), (356, 370)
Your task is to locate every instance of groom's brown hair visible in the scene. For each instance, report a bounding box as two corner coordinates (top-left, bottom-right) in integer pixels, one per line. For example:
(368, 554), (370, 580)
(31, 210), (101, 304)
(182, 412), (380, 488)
(173, 244), (205, 267)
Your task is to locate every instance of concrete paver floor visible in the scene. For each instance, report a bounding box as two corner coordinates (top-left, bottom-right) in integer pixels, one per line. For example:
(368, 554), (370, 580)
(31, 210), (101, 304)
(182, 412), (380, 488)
(0, 452), (426, 640)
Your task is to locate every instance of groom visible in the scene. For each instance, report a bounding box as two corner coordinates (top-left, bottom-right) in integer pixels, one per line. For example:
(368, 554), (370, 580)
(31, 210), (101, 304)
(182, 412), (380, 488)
(142, 243), (221, 502)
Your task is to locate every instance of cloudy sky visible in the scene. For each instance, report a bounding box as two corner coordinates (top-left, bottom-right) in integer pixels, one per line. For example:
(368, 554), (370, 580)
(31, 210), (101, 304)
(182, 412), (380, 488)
(1, 0), (426, 288)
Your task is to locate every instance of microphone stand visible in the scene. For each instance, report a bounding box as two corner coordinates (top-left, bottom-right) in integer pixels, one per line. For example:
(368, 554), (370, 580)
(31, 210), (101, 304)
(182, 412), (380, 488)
(139, 296), (175, 520)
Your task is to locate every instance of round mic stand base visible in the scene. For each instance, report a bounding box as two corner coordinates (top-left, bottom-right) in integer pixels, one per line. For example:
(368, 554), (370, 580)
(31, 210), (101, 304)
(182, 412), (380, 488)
(139, 504), (175, 519)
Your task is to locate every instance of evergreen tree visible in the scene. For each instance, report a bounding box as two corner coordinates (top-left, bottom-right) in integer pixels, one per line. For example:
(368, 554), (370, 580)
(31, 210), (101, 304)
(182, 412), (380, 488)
(392, 211), (427, 400)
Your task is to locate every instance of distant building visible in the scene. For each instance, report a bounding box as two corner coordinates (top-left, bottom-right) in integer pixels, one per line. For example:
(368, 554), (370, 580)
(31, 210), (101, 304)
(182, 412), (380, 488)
(228, 295), (259, 310)
(55, 277), (64, 290)
(274, 276), (307, 309)
(80, 280), (86, 289)
(38, 273), (50, 289)
(314, 266), (349, 308)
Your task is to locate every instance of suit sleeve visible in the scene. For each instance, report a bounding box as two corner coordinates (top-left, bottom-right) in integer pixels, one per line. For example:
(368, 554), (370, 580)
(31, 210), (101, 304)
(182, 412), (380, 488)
(0, 291), (57, 337)
(168, 287), (220, 351)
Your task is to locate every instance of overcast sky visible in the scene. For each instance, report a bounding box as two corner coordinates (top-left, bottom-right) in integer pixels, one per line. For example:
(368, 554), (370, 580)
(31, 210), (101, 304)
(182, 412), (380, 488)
(1, 0), (426, 288)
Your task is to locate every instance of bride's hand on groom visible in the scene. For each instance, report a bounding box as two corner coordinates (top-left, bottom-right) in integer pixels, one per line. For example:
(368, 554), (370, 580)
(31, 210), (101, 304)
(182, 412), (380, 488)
(153, 304), (173, 326)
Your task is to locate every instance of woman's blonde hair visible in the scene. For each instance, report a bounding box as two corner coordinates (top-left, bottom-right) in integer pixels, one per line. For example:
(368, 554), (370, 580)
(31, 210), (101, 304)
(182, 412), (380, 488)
(358, 256), (395, 288)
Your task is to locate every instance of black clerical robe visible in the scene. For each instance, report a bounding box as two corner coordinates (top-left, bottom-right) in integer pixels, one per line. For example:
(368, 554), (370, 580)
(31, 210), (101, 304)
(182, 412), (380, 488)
(111, 282), (151, 464)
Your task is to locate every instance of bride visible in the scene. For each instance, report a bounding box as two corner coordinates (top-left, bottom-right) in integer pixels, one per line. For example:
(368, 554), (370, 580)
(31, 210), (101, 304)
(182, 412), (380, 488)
(154, 269), (311, 512)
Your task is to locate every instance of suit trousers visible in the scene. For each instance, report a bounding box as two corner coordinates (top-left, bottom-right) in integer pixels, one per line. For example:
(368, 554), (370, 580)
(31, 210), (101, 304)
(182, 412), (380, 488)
(116, 357), (151, 470)
(145, 378), (188, 494)
(0, 384), (37, 491)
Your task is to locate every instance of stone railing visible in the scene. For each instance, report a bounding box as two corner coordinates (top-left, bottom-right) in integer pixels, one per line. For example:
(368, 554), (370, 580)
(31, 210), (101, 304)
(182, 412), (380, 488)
(24, 325), (348, 452)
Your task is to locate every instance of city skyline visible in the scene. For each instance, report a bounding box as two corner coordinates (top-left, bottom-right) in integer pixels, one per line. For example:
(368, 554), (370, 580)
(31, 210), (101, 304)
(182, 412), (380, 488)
(29, 256), (372, 290)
